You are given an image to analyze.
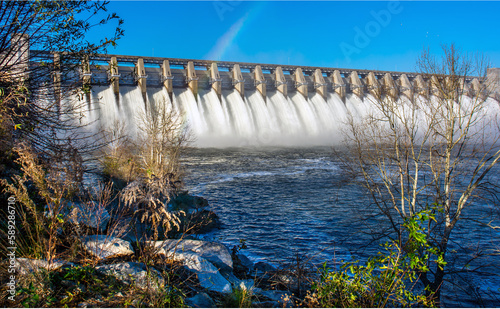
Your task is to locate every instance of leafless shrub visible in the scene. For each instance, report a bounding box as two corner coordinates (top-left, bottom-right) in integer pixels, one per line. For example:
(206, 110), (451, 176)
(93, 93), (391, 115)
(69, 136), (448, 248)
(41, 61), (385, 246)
(121, 177), (184, 241)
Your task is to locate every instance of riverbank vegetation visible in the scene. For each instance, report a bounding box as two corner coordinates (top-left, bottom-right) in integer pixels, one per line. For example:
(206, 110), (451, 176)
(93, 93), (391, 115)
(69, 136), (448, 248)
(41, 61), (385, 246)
(338, 44), (500, 306)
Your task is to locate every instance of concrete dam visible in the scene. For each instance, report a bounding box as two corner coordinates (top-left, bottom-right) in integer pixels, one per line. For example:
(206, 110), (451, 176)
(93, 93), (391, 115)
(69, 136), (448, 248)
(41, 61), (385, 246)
(24, 47), (500, 147)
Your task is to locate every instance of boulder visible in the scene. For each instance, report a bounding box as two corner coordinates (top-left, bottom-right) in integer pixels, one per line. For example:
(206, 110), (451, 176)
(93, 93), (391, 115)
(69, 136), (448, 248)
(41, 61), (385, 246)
(171, 252), (231, 293)
(185, 292), (215, 308)
(237, 253), (254, 271)
(149, 239), (233, 270)
(96, 262), (164, 290)
(15, 258), (71, 275)
(169, 192), (209, 212)
(81, 235), (134, 260)
(220, 270), (254, 291)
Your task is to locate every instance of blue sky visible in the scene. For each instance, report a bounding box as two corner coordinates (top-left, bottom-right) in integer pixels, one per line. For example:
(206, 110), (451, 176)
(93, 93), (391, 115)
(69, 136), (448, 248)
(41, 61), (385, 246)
(93, 1), (500, 72)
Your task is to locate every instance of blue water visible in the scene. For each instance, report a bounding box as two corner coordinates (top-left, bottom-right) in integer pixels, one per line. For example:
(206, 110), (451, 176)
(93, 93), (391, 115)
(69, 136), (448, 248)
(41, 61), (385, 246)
(182, 146), (500, 307)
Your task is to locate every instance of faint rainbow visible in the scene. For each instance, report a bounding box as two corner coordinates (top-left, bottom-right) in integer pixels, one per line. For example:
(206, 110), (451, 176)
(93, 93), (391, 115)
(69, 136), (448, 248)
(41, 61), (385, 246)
(205, 3), (265, 61)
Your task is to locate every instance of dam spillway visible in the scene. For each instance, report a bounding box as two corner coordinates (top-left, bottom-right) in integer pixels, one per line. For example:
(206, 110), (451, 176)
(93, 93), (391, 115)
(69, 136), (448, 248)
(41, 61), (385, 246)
(23, 47), (500, 147)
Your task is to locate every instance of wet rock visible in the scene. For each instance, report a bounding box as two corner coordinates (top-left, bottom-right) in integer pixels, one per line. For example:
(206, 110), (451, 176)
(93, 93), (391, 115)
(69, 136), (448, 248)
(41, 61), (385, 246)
(149, 239), (233, 271)
(81, 235), (134, 260)
(15, 258), (71, 275)
(185, 292), (215, 308)
(170, 252), (231, 293)
(169, 192), (209, 211)
(237, 253), (254, 271)
(96, 262), (164, 290)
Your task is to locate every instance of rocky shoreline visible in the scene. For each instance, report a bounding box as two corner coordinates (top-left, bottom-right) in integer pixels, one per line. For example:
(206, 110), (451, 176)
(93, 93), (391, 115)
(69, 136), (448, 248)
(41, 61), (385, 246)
(12, 192), (302, 308)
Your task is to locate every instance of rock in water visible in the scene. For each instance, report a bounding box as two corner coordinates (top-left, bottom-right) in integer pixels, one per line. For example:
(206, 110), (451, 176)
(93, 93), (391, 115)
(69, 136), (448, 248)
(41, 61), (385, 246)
(81, 235), (134, 260)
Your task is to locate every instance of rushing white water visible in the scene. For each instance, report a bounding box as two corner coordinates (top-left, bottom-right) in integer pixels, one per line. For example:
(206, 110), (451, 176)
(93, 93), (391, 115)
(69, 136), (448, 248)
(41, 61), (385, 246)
(83, 85), (500, 147)
(85, 86), (352, 147)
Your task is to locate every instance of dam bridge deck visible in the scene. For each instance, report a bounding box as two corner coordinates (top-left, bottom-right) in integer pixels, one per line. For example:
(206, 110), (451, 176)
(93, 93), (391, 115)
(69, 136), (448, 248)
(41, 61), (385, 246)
(24, 49), (498, 101)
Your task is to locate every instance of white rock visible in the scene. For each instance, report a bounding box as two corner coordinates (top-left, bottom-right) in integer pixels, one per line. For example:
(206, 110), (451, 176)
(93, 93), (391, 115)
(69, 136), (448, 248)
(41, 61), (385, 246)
(81, 235), (134, 260)
(96, 262), (163, 290)
(15, 258), (71, 275)
(149, 239), (233, 270)
(172, 252), (231, 293)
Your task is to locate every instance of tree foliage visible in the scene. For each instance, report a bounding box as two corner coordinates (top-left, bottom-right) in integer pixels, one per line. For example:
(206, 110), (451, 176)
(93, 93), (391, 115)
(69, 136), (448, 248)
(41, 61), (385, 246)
(0, 0), (123, 162)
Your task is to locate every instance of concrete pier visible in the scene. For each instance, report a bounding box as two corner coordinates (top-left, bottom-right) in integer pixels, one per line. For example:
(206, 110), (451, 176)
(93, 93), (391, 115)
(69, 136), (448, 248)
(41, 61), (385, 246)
(382, 73), (398, 99)
(232, 64), (245, 98)
(349, 71), (363, 98)
(314, 69), (327, 100)
(186, 61), (198, 99)
(162, 60), (174, 101)
(398, 74), (412, 98)
(430, 76), (441, 98)
(53, 53), (61, 108)
(471, 78), (483, 99)
(82, 56), (91, 85)
(136, 58), (147, 102)
(295, 68), (308, 98)
(81, 56), (92, 105)
(487, 68), (500, 101)
(366, 72), (380, 97)
(275, 67), (287, 97)
(209, 62), (222, 101)
(254, 65), (266, 101)
(332, 70), (346, 101)
(459, 77), (470, 96)
(10, 34), (30, 80)
(109, 56), (120, 96)
(414, 75), (428, 97)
